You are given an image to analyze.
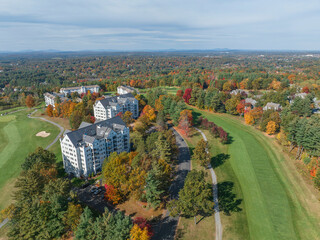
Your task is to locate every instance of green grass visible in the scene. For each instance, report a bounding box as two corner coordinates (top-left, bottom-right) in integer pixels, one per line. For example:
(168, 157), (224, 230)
(190, 107), (320, 240)
(0, 106), (25, 115)
(0, 109), (60, 210)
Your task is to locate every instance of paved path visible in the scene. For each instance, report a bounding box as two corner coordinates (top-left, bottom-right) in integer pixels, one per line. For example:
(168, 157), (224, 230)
(194, 127), (223, 240)
(28, 109), (64, 150)
(152, 127), (191, 240)
(0, 107), (26, 116)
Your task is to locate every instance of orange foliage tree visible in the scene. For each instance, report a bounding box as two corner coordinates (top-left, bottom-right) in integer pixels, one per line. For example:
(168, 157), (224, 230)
(244, 112), (255, 125)
(142, 105), (156, 122)
(178, 109), (193, 137)
(46, 105), (53, 117)
(25, 95), (35, 108)
(266, 121), (278, 135)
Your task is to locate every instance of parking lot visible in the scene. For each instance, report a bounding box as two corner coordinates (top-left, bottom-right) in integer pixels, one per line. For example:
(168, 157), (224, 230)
(76, 185), (114, 213)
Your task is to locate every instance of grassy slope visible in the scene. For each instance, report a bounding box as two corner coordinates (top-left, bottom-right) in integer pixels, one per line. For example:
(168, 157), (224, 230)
(191, 107), (320, 240)
(0, 109), (60, 210)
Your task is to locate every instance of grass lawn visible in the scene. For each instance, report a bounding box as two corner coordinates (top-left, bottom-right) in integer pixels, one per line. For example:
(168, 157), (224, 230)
(190, 106), (320, 240)
(0, 109), (60, 210)
(0, 222), (9, 240)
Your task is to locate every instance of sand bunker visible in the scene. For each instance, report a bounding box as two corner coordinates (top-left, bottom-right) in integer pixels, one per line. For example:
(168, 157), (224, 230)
(36, 131), (50, 138)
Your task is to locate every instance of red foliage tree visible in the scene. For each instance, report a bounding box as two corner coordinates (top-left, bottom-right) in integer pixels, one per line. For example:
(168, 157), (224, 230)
(302, 86), (310, 93)
(236, 100), (245, 115)
(182, 88), (192, 104)
(176, 89), (183, 98)
(133, 217), (153, 238)
(104, 184), (121, 205)
(178, 109), (193, 136)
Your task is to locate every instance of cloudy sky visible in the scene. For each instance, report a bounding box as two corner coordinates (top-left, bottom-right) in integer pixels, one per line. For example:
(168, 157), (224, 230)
(0, 0), (320, 51)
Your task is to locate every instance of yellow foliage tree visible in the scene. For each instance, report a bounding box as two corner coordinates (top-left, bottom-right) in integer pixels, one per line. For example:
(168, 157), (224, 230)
(130, 224), (150, 240)
(266, 121), (278, 135)
(142, 105), (156, 122)
(244, 112), (255, 125)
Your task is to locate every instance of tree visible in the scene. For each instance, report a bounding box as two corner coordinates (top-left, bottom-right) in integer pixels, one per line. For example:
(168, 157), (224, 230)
(183, 88), (192, 104)
(168, 170), (214, 224)
(75, 207), (95, 240)
(192, 139), (210, 167)
(225, 96), (240, 115)
(25, 95), (35, 108)
(104, 184), (122, 204)
(46, 104), (54, 117)
(145, 169), (165, 209)
(21, 147), (56, 171)
(64, 202), (83, 232)
(176, 89), (183, 98)
(236, 100), (245, 115)
(122, 111), (134, 125)
(266, 121), (278, 135)
(244, 112), (255, 125)
(132, 217), (153, 238)
(142, 105), (156, 122)
(130, 224), (150, 240)
(178, 109), (193, 136)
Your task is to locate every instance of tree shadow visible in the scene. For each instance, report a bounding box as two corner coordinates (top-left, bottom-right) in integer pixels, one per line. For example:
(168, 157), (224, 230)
(211, 153), (230, 168)
(217, 181), (242, 216)
(225, 134), (234, 145)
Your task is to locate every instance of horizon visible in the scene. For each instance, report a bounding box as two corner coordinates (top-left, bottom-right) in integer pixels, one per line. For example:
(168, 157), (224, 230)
(1, 0), (320, 52)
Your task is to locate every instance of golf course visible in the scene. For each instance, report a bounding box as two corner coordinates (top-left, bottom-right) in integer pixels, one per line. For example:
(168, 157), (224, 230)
(190, 107), (320, 240)
(0, 109), (61, 210)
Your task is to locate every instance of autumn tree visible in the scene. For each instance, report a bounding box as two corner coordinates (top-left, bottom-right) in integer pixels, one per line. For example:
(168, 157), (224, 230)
(46, 104), (54, 117)
(25, 95), (35, 108)
(64, 202), (83, 232)
(192, 139), (210, 167)
(178, 109), (193, 136)
(176, 89), (183, 98)
(183, 88), (192, 104)
(225, 96), (240, 115)
(266, 121), (278, 135)
(142, 105), (156, 122)
(130, 224), (150, 240)
(244, 112), (255, 125)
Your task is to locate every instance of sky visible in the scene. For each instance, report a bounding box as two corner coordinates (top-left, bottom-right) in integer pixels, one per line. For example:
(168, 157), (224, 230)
(0, 0), (320, 51)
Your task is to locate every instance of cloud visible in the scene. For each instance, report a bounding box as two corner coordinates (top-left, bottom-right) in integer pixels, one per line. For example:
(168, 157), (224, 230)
(0, 0), (320, 51)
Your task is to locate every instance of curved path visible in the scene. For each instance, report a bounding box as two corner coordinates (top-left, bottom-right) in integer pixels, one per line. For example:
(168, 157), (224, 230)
(28, 109), (64, 150)
(152, 127), (191, 240)
(194, 127), (222, 240)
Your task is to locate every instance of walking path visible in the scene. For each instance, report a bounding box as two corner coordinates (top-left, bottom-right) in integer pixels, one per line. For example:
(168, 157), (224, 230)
(0, 109), (65, 230)
(28, 109), (64, 150)
(194, 127), (223, 240)
(152, 127), (191, 240)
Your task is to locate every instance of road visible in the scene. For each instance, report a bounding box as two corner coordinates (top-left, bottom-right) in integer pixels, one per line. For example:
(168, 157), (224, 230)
(28, 109), (64, 150)
(194, 127), (223, 240)
(152, 127), (191, 240)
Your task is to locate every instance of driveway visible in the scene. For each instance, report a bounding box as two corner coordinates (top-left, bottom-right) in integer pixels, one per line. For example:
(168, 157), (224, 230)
(152, 127), (191, 240)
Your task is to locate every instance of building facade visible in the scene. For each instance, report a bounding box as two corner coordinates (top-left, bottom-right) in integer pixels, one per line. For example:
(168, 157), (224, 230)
(94, 93), (139, 121)
(117, 85), (137, 95)
(60, 116), (130, 177)
(44, 92), (67, 107)
(60, 85), (100, 96)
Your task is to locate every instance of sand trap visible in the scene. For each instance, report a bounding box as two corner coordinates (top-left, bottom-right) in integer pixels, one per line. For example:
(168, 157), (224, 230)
(36, 131), (51, 138)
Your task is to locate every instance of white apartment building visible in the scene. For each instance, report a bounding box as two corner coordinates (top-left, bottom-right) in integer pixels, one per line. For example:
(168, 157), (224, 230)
(60, 85), (100, 96)
(94, 93), (139, 121)
(60, 116), (130, 177)
(117, 85), (137, 95)
(44, 92), (68, 107)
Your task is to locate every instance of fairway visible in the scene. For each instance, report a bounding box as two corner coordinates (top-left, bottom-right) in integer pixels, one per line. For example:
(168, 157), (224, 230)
(0, 110), (60, 210)
(191, 107), (320, 240)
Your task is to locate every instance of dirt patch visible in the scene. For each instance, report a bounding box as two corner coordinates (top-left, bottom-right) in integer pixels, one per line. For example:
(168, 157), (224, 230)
(36, 131), (50, 138)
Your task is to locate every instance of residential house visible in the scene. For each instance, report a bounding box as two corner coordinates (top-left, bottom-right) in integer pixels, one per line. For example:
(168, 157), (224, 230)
(60, 85), (100, 96)
(263, 102), (282, 111)
(117, 85), (137, 95)
(44, 92), (68, 107)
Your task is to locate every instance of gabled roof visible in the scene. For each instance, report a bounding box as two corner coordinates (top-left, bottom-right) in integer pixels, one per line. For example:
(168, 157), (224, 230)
(96, 93), (136, 109)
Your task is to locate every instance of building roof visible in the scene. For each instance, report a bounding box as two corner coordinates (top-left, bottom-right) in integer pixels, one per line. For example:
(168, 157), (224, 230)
(65, 116), (126, 146)
(245, 98), (257, 106)
(263, 102), (282, 109)
(118, 85), (136, 91)
(60, 85), (100, 91)
(96, 93), (136, 109)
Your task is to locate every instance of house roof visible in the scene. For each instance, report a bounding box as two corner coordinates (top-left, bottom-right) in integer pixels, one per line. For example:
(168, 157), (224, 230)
(96, 93), (136, 109)
(65, 116), (126, 146)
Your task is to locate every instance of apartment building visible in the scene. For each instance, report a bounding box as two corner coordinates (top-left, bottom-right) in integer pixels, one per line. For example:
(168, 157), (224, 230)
(94, 93), (139, 121)
(117, 85), (137, 95)
(44, 92), (68, 106)
(60, 85), (100, 96)
(60, 116), (130, 177)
